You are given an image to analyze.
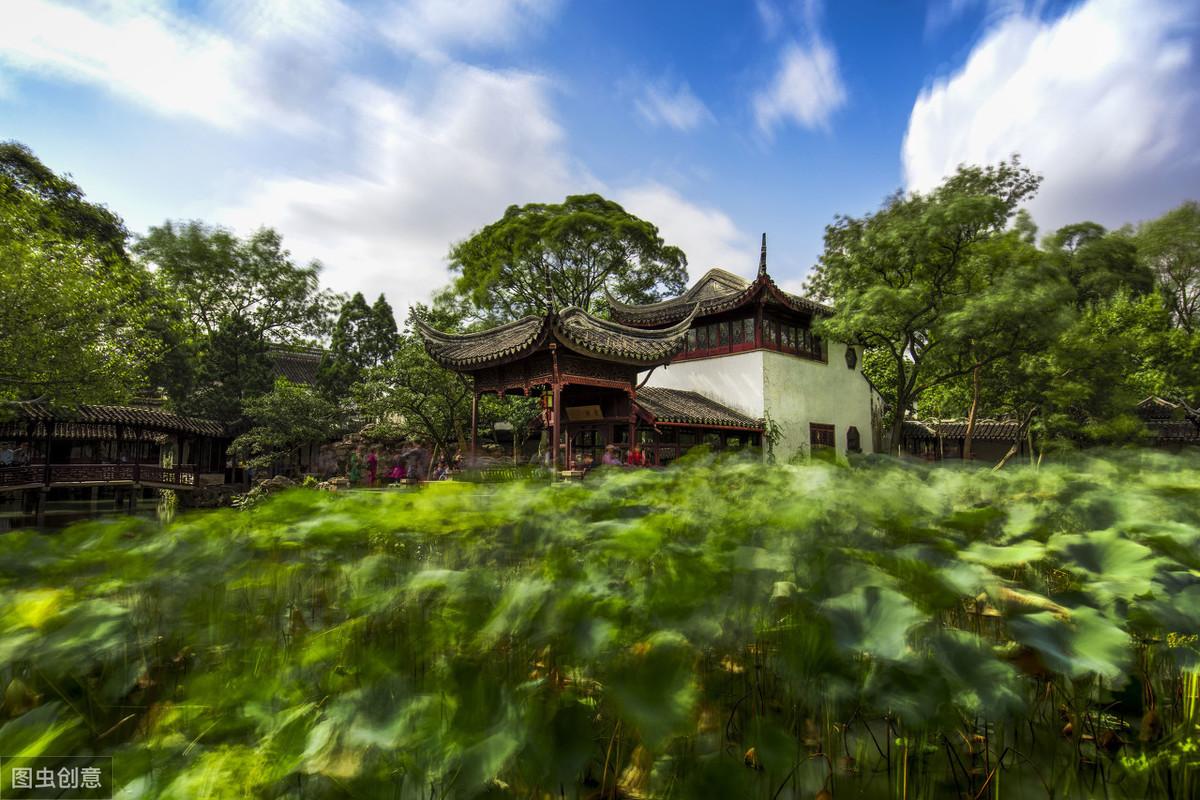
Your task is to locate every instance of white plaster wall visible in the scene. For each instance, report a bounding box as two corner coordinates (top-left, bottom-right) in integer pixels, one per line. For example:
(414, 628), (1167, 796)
(762, 342), (876, 460)
(643, 351), (766, 418)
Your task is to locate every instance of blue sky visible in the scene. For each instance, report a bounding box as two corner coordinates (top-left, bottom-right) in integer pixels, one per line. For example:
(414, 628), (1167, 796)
(2, 0), (1198, 315)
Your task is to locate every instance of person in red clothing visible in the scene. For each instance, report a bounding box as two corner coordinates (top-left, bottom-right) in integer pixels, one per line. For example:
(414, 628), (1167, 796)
(627, 446), (645, 466)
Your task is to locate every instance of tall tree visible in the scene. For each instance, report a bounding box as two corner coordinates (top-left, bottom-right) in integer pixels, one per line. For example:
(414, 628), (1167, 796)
(808, 159), (1042, 453)
(448, 193), (688, 322)
(1137, 201), (1200, 334)
(366, 294), (399, 364)
(932, 231), (1072, 458)
(136, 221), (335, 342)
(0, 143), (159, 405)
(134, 222), (336, 420)
(317, 293), (398, 400)
(317, 293), (373, 399)
(189, 315), (276, 423)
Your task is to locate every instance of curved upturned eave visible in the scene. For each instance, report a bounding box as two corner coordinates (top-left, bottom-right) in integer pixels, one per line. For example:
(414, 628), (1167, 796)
(413, 314), (550, 370)
(552, 304), (698, 366)
(608, 273), (832, 326)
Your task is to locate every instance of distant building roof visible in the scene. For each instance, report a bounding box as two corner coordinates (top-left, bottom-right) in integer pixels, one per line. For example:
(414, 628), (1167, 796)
(636, 387), (764, 430)
(269, 347), (325, 385)
(902, 419), (1023, 441)
(2, 401), (226, 437)
(415, 306), (697, 371)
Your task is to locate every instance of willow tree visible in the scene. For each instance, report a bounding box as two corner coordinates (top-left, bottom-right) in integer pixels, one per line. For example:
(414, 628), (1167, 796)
(448, 194), (688, 322)
(808, 160), (1044, 453)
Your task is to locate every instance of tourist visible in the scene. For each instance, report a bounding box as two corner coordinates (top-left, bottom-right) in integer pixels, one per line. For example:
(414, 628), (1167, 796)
(389, 458), (405, 482)
(348, 450), (362, 486)
(366, 449), (378, 487)
(0, 443), (12, 467)
(602, 444), (621, 466)
(627, 446), (645, 467)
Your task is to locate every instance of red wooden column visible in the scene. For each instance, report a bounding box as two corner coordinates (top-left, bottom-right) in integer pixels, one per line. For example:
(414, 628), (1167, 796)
(626, 388), (637, 460)
(469, 391), (479, 465)
(549, 343), (561, 475)
(550, 382), (561, 472)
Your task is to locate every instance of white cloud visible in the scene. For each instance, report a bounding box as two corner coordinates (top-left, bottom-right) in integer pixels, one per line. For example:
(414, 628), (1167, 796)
(752, 37), (847, 135)
(617, 183), (751, 280)
(903, 0), (1200, 231)
(755, 0), (784, 39)
(0, 0), (355, 132)
(634, 80), (713, 132)
(1, 0), (747, 315)
(222, 65), (590, 316)
(384, 0), (559, 60)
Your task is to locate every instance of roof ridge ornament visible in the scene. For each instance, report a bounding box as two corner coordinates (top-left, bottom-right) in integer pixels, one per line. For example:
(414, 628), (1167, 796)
(758, 232), (767, 278)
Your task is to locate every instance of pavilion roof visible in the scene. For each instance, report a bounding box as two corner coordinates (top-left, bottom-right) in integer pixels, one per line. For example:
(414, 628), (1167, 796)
(414, 305), (697, 371)
(269, 346), (325, 385)
(2, 401), (227, 437)
(606, 239), (832, 327)
(636, 387), (764, 430)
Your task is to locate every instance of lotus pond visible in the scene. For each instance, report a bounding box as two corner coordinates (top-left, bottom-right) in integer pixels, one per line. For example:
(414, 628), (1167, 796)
(1, 451), (1199, 799)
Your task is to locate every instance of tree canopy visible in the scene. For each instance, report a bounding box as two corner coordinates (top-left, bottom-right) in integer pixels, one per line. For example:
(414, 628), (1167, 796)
(317, 293), (398, 399)
(808, 159), (1045, 452)
(135, 221), (337, 421)
(1137, 200), (1200, 334)
(0, 143), (159, 406)
(447, 194), (688, 322)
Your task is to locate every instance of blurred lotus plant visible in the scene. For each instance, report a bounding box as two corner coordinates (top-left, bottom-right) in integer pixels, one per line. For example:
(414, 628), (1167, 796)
(1, 450), (1199, 798)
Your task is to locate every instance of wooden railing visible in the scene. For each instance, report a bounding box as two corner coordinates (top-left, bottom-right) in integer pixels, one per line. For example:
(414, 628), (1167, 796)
(0, 464), (199, 490)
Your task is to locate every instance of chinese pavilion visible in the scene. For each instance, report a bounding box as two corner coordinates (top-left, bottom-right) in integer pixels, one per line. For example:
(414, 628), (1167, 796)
(417, 235), (880, 467)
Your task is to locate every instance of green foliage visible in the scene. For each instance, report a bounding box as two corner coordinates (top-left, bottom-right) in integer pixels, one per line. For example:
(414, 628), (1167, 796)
(353, 333), (472, 453)
(3, 454), (1199, 798)
(1043, 222), (1153, 309)
(448, 193), (688, 322)
(479, 394), (541, 462)
(1137, 200), (1200, 334)
(0, 143), (160, 404)
(809, 159), (1044, 451)
(230, 378), (342, 470)
(317, 293), (398, 399)
(134, 221), (337, 419)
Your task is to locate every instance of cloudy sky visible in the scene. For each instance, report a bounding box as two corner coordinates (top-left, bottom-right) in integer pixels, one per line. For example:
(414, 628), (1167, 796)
(3, 0), (1198, 314)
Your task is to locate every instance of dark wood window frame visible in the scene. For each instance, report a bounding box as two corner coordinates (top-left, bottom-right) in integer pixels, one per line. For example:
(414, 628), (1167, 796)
(810, 423), (836, 449)
(675, 314), (825, 363)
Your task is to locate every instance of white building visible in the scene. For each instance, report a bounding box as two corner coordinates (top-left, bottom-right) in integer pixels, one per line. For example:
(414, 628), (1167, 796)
(611, 235), (881, 460)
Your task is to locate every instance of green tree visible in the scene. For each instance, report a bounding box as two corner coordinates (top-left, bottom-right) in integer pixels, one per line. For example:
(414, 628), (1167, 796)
(448, 193), (688, 322)
(1137, 200), (1200, 334)
(1043, 222), (1153, 309)
(480, 394), (542, 463)
(317, 293), (372, 399)
(189, 315), (276, 423)
(135, 222), (336, 420)
(317, 293), (398, 399)
(0, 144), (160, 405)
(366, 295), (399, 364)
(932, 231), (1073, 458)
(230, 378), (341, 470)
(808, 159), (1042, 453)
(352, 332), (473, 456)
